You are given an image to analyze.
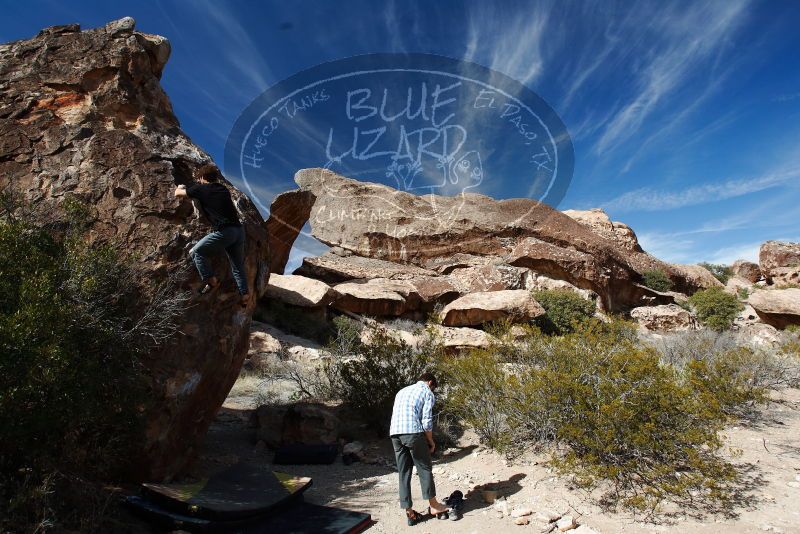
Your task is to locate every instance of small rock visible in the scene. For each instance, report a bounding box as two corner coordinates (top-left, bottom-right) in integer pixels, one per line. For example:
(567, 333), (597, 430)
(342, 441), (364, 457)
(537, 510), (561, 522)
(494, 498), (510, 516)
(515, 517), (531, 525)
(556, 515), (577, 531)
(787, 481), (800, 488)
(512, 507), (534, 518)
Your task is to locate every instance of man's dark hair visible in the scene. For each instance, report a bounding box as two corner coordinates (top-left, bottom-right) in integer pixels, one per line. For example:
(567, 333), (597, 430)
(419, 372), (437, 389)
(198, 165), (222, 183)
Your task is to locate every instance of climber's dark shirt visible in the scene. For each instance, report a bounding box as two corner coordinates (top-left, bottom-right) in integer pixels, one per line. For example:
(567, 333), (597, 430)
(186, 183), (241, 230)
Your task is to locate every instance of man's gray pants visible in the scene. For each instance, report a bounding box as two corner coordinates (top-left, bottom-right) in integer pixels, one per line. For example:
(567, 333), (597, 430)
(391, 433), (435, 509)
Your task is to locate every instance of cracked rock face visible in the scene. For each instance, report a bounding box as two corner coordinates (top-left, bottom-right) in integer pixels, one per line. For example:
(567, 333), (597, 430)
(0, 19), (269, 480)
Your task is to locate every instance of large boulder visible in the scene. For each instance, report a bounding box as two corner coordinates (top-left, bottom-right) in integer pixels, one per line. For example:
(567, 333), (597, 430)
(731, 260), (761, 283)
(331, 279), (410, 316)
(268, 168), (706, 311)
(447, 263), (529, 293)
(630, 304), (699, 332)
(747, 288), (800, 329)
(669, 264), (724, 289)
(562, 208), (642, 252)
(0, 20), (270, 479)
(266, 273), (338, 307)
(440, 290), (545, 326)
(759, 241), (800, 287)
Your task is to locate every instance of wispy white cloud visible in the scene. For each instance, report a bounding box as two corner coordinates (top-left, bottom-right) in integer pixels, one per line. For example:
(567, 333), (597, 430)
(774, 91), (800, 102)
(600, 166), (800, 213)
(192, 0), (273, 100)
(464, 3), (552, 85)
(593, 1), (750, 155)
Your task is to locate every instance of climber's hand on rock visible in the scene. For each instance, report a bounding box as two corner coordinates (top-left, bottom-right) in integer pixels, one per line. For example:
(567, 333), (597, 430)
(174, 184), (187, 198)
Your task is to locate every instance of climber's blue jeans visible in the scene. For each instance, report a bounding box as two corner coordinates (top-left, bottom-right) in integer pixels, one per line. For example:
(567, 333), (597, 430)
(189, 225), (248, 295)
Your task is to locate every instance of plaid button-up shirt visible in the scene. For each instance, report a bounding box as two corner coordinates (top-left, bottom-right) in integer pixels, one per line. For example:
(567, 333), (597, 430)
(389, 381), (435, 436)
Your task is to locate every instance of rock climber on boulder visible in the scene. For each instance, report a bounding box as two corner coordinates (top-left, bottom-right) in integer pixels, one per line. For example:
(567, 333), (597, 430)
(174, 165), (249, 306)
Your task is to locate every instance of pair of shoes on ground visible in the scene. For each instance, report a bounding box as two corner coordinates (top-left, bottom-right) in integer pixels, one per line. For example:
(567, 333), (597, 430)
(405, 506), (451, 526)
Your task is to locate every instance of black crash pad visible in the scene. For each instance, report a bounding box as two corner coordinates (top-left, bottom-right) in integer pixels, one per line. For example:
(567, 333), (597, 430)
(125, 496), (372, 534)
(241, 501), (372, 534)
(141, 462), (311, 520)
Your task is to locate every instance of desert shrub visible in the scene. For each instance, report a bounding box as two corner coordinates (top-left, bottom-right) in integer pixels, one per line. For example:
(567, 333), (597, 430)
(444, 319), (746, 514)
(533, 289), (596, 335)
(641, 269), (673, 292)
(699, 262), (733, 285)
(324, 319), (442, 431)
(653, 329), (800, 408)
(737, 287), (750, 300)
(688, 287), (744, 330)
(441, 349), (511, 449)
(0, 197), (188, 530)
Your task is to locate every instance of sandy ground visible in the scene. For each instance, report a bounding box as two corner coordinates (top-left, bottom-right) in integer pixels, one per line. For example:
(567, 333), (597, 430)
(179, 381), (800, 534)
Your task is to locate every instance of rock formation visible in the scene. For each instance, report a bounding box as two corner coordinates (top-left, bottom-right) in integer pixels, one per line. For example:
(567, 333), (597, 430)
(759, 241), (800, 287)
(731, 260), (761, 283)
(440, 290), (545, 326)
(562, 208), (642, 252)
(630, 304), (699, 332)
(747, 288), (800, 329)
(266, 273), (339, 308)
(270, 168), (708, 312)
(0, 19), (269, 479)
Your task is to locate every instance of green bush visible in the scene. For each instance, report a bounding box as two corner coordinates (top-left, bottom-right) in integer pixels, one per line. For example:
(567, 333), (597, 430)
(688, 287), (744, 331)
(533, 289), (596, 335)
(324, 319), (442, 431)
(699, 262), (734, 285)
(737, 287), (750, 300)
(0, 197), (188, 530)
(641, 269), (673, 292)
(443, 319), (752, 514)
(441, 349), (510, 449)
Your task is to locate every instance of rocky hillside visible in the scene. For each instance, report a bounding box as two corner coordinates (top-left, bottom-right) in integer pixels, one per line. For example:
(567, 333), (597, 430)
(0, 19), (269, 479)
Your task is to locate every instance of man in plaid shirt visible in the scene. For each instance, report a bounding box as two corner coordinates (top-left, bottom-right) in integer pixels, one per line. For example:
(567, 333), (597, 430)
(389, 372), (449, 524)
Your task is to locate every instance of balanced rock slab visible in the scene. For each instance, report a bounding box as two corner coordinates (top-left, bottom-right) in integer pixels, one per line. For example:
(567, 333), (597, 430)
(269, 168), (707, 311)
(440, 290), (545, 326)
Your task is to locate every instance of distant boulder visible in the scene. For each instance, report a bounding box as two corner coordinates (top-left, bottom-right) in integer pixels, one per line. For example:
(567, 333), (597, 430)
(748, 288), (800, 329)
(760, 241), (800, 287)
(731, 260), (762, 283)
(439, 290), (545, 326)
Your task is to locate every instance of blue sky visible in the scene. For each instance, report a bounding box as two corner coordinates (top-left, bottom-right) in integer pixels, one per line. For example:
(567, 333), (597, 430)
(3, 0), (800, 269)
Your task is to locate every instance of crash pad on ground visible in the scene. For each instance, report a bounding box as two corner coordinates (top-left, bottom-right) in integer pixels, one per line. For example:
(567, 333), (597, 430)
(241, 501), (372, 534)
(125, 496), (372, 534)
(141, 462), (311, 520)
